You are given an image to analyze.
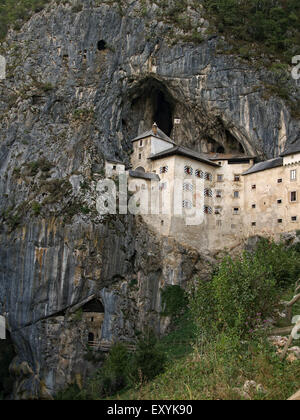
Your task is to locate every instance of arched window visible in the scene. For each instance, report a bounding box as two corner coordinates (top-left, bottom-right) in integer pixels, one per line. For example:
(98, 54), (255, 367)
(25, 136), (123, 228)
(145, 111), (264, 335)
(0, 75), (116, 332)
(184, 166), (193, 175)
(204, 188), (213, 197)
(160, 166), (168, 174)
(204, 205), (213, 214)
(183, 200), (193, 209)
(195, 169), (204, 178)
(205, 172), (212, 181)
(183, 183), (193, 192)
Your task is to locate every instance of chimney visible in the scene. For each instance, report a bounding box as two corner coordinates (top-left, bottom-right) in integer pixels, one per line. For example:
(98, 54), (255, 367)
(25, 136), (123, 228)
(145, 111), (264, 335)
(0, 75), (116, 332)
(152, 122), (158, 136)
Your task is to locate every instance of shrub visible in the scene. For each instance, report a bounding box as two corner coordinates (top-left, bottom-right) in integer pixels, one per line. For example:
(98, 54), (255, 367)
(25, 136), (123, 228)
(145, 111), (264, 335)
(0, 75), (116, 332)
(131, 333), (166, 383)
(161, 285), (188, 320)
(190, 239), (300, 338)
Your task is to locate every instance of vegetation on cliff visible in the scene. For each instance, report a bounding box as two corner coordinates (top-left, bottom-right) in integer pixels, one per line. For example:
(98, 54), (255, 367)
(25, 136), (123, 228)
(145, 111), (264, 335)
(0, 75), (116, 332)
(56, 240), (300, 400)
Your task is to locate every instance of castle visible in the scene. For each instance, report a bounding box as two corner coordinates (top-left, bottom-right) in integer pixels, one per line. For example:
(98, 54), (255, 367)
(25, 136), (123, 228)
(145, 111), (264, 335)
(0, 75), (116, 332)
(105, 123), (300, 252)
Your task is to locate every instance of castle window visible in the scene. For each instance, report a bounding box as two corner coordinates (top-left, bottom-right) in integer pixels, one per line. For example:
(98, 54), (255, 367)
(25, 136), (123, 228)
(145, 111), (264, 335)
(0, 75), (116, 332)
(205, 172), (212, 181)
(160, 182), (167, 190)
(160, 166), (168, 174)
(215, 207), (222, 215)
(252, 185), (256, 190)
(278, 178), (283, 183)
(252, 204), (256, 209)
(195, 169), (204, 178)
(234, 175), (240, 182)
(204, 188), (213, 197)
(291, 191), (297, 202)
(277, 199), (282, 204)
(234, 191), (240, 198)
(278, 219), (283, 224)
(113, 165), (117, 170)
(184, 166), (193, 175)
(183, 200), (193, 209)
(204, 205), (212, 214)
(139, 154), (142, 160)
(216, 190), (222, 198)
(292, 216), (297, 222)
(291, 169), (297, 181)
(252, 222), (256, 226)
(140, 140), (143, 147)
(183, 183), (193, 192)
(217, 174), (223, 182)
(233, 207), (239, 215)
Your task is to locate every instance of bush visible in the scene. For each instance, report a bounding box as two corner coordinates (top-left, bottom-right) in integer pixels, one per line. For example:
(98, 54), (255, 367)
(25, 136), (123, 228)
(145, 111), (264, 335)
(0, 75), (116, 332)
(131, 333), (166, 383)
(161, 285), (188, 320)
(190, 240), (300, 338)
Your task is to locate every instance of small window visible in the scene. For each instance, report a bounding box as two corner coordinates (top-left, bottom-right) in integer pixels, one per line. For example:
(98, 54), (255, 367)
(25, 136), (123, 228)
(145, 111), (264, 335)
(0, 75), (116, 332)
(113, 165), (117, 170)
(161, 220), (164, 226)
(183, 183), (193, 192)
(204, 205), (213, 214)
(139, 154), (142, 160)
(291, 191), (297, 202)
(291, 216), (297, 222)
(234, 191), (239, 198)
(217, 174), (223, 182)
(252, 222), (256, 227)
(216, 190), (222, 198)
(160, 166), (168, 174)
(205, 172), (212, 181)
(252, 185), (256, 190)
(234, 175), (240, 182)
(183, 200), (193, 209)
(291, 169), (297, 181)
(233, 207), (239, 215)
(140, 140), (143, 147)
(215, 207), (222, 215)
(277, 199), (282, 204)
(184, 166), (193, 175)
(252, 204), (256, 209)
(195, 169), (204, 178)
(278, 178), (283, 183)
(278, 219), (283, 224)
(204, 188), (213, 197)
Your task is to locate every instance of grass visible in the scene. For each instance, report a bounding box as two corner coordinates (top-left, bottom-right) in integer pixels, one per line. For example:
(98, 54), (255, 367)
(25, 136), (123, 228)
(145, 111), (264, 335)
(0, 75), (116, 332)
(110, 314), (300, 400)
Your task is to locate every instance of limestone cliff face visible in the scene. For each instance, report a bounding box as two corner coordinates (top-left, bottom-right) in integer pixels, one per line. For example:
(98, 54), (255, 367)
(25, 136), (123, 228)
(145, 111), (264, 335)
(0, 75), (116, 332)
(0, 0), (299, 399)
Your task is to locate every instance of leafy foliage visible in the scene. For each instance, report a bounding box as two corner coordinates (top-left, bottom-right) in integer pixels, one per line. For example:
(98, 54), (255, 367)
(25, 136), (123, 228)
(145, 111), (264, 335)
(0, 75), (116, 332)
(203, 0), (300, 63)
(161, 285), (188, 319)
(0, 0), (50, 40)
(190, 239), (300, 338)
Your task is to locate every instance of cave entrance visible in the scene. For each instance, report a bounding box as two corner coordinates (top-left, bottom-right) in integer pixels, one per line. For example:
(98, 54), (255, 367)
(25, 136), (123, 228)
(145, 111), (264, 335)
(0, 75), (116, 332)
(153, 90), (173, 136)
(0, 330), (16, 399)
(83, 299), (105, 345)
(130, 79), (174, 137)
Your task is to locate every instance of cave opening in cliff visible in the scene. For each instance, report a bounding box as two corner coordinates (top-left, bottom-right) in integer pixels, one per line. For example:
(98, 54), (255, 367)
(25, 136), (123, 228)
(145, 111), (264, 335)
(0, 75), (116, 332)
(0, 330), (16, 399)
(97, 40), (107, 51)
(130, 78), (175, 137)
(82, 299), (104, 313)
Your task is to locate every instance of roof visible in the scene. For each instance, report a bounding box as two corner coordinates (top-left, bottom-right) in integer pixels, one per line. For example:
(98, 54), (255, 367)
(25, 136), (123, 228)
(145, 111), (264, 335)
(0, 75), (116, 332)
(280, 143), (300, 157)
(242, 157), (283, 176)
(207, 153), (256, 162)
(129, 170), (160, 181)
(149, 146), (220, 167)
(132, 127), (176, 145)
(105, 158), (126, 165)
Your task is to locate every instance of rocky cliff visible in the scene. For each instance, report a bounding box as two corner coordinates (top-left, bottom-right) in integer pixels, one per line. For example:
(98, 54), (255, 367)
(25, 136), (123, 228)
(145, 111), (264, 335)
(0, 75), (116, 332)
(0, 0), (299, 399)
